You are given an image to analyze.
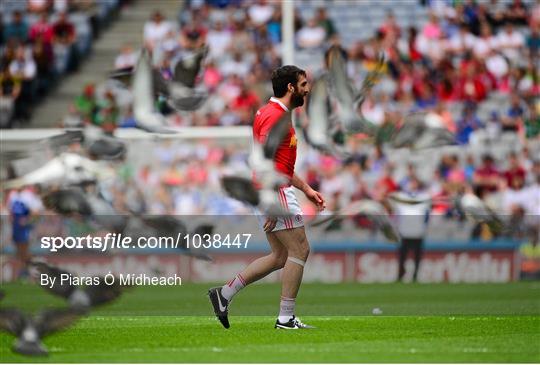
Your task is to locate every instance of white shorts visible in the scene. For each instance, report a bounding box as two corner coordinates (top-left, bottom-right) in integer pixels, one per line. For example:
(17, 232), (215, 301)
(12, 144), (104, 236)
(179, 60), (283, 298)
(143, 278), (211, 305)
(257, 186), (304, 232)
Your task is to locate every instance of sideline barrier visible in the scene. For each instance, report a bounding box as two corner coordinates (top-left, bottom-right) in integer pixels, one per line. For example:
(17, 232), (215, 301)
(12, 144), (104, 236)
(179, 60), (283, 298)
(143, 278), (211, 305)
(1, 240), (521, 283)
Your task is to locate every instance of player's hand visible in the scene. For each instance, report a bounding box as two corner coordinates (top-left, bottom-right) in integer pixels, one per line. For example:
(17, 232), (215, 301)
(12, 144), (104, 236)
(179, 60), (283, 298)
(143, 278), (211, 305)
(263, 216), (277, 232)
(305, 188), (326, 212)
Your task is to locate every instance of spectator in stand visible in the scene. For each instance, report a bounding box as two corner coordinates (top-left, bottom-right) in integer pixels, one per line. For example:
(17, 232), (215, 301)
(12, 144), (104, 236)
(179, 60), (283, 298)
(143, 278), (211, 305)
(74, 83), (97, 125)
(446, 155), (466, 190)
(436, 71), (457, 103)
(118, 106), (137, 128)
(252, 24), (273, 51)
(218, 105), (240, 126)
(0, 14), (4, 47)
(206, 20), (232, 60)
(32, 33), (54, 96)
(504, 152), (527, 188)
(315, 7), (337, 41)
(485, 48), (509, 82)
(518, 61), (540, 98)
(438, 154), (453, 178)
(29, 12), (53, 45)
(473, 23), (496, 59)
(144, 11), (176, 51)
(180, 18), (207, 51)
(485, 110), (502, 141)
(266, 8), (281, 44)
(296, 18), (326, 50)
(407, 27), (423, 63)
(473, 154), (501, 196)
(373, 163), (398, 200)
(1, 39), (18, 69)
(360, 93), (385, 125)
(527, 23), (540, 58)
(202, 59), (222, 92)
(464, 154), (476, 183)
(0, 66), (21, 128)
(114, 44), (137, 69)
(230, 82), (260, 125)
(496, 23), (525, 64)
(399, 163), (419, 192)
(502, 93), (527, 133)
(9, 46), (37, 83)
(4, 11), (28, 44)
(427, 102), (456, 132)
(220, 52), (251, 78)
(52, 11), (78, 73)
(506, 0), (529, 26)
(457, 103), (483, 144)
(227, 17), (255, 54)
(524, 102), (540, 139)
(457, 62), (487, 102)
(27, 0), (51, 14)
(247, 0), (274, 26)
(95, 90), (118, 134)
(415, 83), (438, 110)
(532, 0), (540, 27)
(53, 0), (70, 14)
(449, 23), (476, 57)
(9, 45), (36, 121)
(501, 172), (528, 219)
(417, 12), (445, 62)
(217, 73), (242, 104)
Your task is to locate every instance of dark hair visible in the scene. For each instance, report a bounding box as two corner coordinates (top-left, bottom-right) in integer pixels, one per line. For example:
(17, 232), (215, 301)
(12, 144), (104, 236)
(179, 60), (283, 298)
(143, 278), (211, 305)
(271, 65), (306, 97)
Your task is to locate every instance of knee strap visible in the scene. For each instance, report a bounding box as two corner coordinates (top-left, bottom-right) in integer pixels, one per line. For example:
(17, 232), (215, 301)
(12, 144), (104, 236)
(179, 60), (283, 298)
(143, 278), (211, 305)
(288, 257), (305, 267)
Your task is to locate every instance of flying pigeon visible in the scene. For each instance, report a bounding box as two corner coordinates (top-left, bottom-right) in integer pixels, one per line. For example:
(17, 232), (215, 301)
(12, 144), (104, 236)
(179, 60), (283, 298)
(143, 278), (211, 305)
(311, 199), (400, 242)
(0, 307), (82, 356)
(2, 153), (114, 189)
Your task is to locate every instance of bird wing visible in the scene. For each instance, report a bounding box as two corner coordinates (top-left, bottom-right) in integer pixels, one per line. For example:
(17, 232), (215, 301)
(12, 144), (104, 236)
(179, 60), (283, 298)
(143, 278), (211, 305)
(85, 277), (123, 307)
(133, 48), (157, 121)
(29, 261), (77, 299)
(221, 175), (260, 207)
(0, 308), (26, 336)
(172, 46), (208, 88)
(327, 47), (377, 135)
(305, 74), (332, 150)
(42, 188), (94, 216)
(2, 156), (66, 189)
(35, 308), (82, 337)
(354, 53), (386, 106)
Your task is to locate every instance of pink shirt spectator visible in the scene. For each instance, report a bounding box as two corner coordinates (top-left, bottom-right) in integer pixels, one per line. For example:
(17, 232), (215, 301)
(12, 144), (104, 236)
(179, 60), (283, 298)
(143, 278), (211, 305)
(29, 19), (54, 44)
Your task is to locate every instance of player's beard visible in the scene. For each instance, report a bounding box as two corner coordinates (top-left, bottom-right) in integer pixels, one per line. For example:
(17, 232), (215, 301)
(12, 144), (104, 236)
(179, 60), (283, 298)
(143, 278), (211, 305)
(291, 88), (305, 108)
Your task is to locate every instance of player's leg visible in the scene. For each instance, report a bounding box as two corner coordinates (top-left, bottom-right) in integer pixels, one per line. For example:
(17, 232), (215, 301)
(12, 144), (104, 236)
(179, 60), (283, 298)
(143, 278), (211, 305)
(272, 226), (314, 329)
(222, 232), (287, 299)
(235, 232), (288, 285)
(273, 226), (309, 299)
(208, 232), (287, 329)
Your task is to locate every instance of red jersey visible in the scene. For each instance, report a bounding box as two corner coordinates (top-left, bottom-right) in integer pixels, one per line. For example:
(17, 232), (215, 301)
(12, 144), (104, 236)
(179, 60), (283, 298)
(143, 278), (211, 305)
(253, 98), (297, 179)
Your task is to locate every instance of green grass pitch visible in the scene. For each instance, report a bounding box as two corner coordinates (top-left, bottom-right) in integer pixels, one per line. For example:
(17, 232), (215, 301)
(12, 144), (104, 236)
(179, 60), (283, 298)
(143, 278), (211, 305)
(1, 282), (539, 363)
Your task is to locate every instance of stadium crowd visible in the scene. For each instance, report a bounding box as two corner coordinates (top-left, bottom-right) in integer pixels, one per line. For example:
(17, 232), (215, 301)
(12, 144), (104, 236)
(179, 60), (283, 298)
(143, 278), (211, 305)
(0, 0), (126, 128)
(50, 0), (539, 241)
(62, 0), (539, 141)
(1, 1), (539, 256)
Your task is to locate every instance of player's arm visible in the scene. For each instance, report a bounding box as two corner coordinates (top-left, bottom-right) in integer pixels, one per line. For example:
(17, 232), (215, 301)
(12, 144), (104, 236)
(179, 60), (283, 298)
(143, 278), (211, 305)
(291, 173), (326, 211)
